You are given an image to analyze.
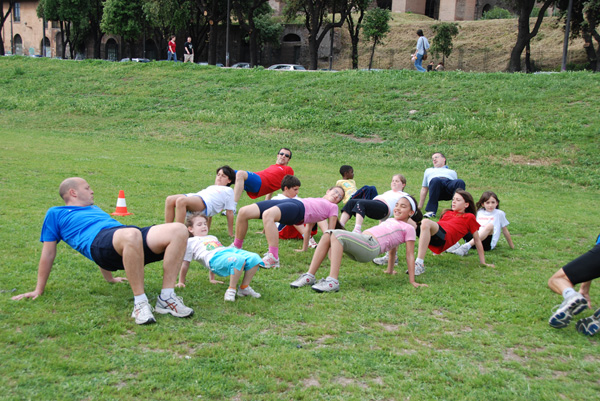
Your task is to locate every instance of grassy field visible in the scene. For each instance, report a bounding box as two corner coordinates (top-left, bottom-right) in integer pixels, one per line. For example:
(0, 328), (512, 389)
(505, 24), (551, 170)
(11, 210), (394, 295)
(1, 57), (599, 400)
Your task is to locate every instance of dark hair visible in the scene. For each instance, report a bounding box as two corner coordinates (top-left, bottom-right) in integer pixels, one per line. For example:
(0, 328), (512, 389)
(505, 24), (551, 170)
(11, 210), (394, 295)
(405, 194), (423, 227)
(417, 29), (424, 36)
(339, 165), (353, 177)
(440, 190), (477, 218)
(476, 191), (500, 210)
(217, 165), (236, 186)
(433, 152), (446, 161)
(279, 147), (292, 160)
(281, 175), (301, 191)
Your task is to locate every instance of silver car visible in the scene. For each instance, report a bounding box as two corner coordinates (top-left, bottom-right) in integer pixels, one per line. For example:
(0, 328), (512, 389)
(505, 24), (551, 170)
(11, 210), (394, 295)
(267, 64), (306, 71)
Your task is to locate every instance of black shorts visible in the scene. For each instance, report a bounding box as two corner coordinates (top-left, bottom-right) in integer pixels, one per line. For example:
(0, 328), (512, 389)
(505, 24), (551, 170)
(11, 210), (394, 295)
(90, 226), (164, 271)
(463, 233), (493, 251)
(429, 226), (447, 248)
(563, 244), (600, 285)
(256, 199), (305, 226)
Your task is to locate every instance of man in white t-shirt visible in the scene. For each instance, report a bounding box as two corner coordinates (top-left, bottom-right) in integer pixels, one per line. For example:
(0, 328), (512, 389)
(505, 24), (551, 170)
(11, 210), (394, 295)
(418, 152), (465, 218)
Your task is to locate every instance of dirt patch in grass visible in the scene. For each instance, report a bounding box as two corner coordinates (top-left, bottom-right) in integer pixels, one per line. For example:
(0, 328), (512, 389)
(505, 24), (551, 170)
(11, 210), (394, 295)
(334, 376), (368, 389)
(507, 154), (560, 166)
(302, 377), (320, 388)
(503, 347), (525, 362)
(336, 133), (384, 143)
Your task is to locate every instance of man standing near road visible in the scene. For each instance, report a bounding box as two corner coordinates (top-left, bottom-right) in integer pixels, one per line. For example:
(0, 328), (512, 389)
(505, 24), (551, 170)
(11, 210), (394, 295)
(12, 177), (194, 325)
(419, 152), (465, 218)
(184, 37), (194, 63)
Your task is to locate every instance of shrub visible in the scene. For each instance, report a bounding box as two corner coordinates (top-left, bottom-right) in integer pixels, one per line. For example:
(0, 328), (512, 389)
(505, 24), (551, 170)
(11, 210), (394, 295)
(481, 7), (514, 20)
(530, 7), (548, 17)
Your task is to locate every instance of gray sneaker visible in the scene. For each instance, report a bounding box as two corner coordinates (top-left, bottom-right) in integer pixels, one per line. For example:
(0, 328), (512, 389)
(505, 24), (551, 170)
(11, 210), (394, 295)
(450, 244), (470, 257)
(311, 278), (340, 293)
(290, 273), (316, 288)
(237, 286), (261, 298)
(576, 307), (600, 336)
(549, 292), (588, 328)
(445, 242), (461, 253)
(155, 294), (194, 318)
(373, 252), (398, 266)
(407, 261), (425, 276)
(131, 300), (156, 325)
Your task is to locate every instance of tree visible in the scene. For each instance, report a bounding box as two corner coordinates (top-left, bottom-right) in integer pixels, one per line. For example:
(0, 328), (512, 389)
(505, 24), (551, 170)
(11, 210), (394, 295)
(558, 0), (600, 71)
(101, 0), (145, 58)
(430, 22), (459, 64)
(362, 6), (389, 70)
(508, 0), (555, 72)
(143, 0), (190, 60)
(233, 0), (280, 67)
(284, 0), (352, 70)
(0, 1), (14, 56)
(345, 0), (370, 69)
(192, 0), (229, 65)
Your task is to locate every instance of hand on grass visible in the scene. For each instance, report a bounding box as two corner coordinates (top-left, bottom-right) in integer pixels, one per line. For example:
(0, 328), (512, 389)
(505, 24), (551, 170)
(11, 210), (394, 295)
(175, 282), (186, 288)
(12, 291), (41, 301)
(411, 282), (428, 288)
(483, 263), (495, 268)
(383, 269), (397, 275)
(209, 279), (224, 284)
(295, 249), (306, 253)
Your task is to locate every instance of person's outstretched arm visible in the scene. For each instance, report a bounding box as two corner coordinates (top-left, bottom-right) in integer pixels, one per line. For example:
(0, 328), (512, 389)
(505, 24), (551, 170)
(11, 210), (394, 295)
(12, 241), (57, 300)
(99, 267), (128, 283)
(502, 226), (514, 249)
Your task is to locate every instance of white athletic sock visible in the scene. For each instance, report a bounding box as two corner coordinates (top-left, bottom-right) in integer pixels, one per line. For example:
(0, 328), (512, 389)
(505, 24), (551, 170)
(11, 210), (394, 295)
(353, 225), (362, 233)
(305, 273), (315, 278)
(416, 258), (424, 265)
(563, 288), (577, 299)
(134, 294), (148, 304)
(463, 243), (472, 251)
(160, 288), (175, 300)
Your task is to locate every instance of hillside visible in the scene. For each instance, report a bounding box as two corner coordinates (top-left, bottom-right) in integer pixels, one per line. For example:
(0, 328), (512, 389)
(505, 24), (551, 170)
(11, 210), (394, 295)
(329, 13), (586, 71)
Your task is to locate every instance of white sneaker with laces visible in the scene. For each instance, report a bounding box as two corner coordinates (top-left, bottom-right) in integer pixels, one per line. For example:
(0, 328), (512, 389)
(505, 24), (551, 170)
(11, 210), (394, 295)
(311, 278), (340, 293)
(407, 261), (425, 276)
(224, 288), (237, 302)
(131, 300), (156, 325)
(237, 286), (261, 298)
(549, 292), (588, 328)
(290, 273), (316, 288)
(262, 252), (280, 268)
(308, 237), (318, 248)
(445, 242), (461, 253)
(424, 211), (436, 219)
(373, 251), (398, 266)
(155, 294), (194, 318)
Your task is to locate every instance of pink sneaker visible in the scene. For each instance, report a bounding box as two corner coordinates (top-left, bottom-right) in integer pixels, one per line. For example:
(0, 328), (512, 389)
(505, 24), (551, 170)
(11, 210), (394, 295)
(261, 252), (280, 269)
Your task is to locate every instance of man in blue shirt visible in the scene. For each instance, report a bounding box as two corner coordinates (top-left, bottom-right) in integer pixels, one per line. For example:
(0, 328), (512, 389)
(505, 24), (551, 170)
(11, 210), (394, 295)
(418, 152), (466, 218)
(12, 177), (194, 325)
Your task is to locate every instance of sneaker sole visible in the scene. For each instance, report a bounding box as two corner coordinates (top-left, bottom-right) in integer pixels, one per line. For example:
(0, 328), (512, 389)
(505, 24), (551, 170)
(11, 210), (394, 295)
(134, 316), (156, 325)
(549, 297), (588, 328)
(311, 286), (339, 293)
(237, 293), (261, 298)
(155, 307), (194, 318)
(576, 311), (600, 336)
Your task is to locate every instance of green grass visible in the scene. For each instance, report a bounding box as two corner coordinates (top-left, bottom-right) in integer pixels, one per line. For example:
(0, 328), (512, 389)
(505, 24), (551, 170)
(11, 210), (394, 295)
(1, 57), (599, 400)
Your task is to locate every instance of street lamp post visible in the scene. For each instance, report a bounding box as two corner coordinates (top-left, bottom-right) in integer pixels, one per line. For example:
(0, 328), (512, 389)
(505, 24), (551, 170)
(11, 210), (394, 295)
(226, 0), (231, 67)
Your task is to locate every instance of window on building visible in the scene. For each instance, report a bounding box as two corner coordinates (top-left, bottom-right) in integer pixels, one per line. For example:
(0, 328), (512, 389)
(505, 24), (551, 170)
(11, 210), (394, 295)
(14, 3), (21, 22)
(106, 39), (118, 61)
(14, 34), (23, 55)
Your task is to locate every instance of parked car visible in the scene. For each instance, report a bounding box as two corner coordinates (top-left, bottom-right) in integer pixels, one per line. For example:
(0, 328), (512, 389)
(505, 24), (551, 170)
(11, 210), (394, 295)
(231, 62), (251, 68)
(197, 62), (224, 67)
(267, 64), (306, 71)
(120, 58), (151, 63)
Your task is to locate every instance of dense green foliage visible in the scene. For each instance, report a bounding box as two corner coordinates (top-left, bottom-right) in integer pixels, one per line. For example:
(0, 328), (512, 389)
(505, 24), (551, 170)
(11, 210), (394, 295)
(481, 7), (515, 20)
(430, 22), (460, 63)
(1, 58), (599, 400)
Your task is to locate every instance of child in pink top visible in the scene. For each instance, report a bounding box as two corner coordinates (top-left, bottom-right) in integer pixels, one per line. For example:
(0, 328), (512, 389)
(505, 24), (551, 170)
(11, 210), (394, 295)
(234, 185), (344, 268)
(290, 195), (427, 292)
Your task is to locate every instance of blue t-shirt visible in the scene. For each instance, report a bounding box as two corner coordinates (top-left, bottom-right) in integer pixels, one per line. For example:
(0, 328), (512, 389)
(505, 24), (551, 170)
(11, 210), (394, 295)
(40, 205), (123, 261)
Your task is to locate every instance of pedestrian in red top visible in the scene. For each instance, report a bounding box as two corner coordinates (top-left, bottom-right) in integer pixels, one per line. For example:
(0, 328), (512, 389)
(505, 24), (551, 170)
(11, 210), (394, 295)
(167, 36), (177, 61)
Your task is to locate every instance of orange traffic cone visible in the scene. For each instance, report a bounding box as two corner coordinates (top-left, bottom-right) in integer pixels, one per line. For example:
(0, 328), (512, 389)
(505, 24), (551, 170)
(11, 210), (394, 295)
(111, 190), (133, 216)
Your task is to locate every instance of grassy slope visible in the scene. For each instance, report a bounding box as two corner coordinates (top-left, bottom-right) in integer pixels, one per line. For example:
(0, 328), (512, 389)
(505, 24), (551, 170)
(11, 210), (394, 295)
(0, 58), (599, 400)
(332, 13), (586, 71)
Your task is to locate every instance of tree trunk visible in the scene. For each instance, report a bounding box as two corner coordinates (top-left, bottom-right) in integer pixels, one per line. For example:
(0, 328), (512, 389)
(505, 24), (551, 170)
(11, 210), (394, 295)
(208, 22), (217, 64)
(369, 41), (376, 70)
(351, 35), (359, 69)
(525, 40), (531, 72)
(249, 28), (258, 67)
(508, 8), (533, 72)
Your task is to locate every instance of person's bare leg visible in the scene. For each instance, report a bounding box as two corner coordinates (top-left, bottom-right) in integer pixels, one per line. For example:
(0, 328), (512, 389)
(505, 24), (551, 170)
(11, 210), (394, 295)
(468, 223), (493, 247)
(327, 234), (345, 280)
(228, 265), (245, 289)
(548, 268), (575, 295)
(235, 204), (261, 243)
(240, 265), (260, 287)
(174, 196), (206, 224)
(339, 211), (351, 226)
(417, 219), (439, 260)
(262, 207), (282, 249)
(307, 232), (333, 275)
(145, 223), (189, 289)
(113, 228), (146, 296)
(234, 170), (249, 203)
(164, 194), (184, 223)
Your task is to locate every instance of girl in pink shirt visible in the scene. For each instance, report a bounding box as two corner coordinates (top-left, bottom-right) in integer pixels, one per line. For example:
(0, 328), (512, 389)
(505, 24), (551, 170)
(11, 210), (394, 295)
(234, 186), (344, 268)
(290, 195), (427, 292)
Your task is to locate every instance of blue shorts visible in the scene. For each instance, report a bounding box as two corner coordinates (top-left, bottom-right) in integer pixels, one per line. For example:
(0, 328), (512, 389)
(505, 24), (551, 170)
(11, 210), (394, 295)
(256, 199), (305, 226)
(209, 248), (263, 277)
(234, 170), (262, 193)
(90, 226), (164, 271)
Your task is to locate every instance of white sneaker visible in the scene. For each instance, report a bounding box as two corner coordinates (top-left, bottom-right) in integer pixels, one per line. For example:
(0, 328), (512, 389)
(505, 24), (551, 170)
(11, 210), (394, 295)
(262, 252), (280, 268)
(237, 286), (261, 298)
(424, 211), (436, 218)
(290, 273), (316, 288)
(549, 292), (588, 328)
(131, 300), (156, 325)
(445, 242), (461, 253)
(155, 294), (194, 318)
(224, 288), (237, 302)
(407, 261), (425, 276)
(453, 244), (470, 256)
(308, 237), (318, 248)
(311, 278), (340, 293)
(373, 252), (398, 266)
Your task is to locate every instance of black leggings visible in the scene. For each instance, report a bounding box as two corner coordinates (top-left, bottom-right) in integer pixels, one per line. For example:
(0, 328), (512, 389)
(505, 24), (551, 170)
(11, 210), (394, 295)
(563, 244), (600, 285)
(342, 199), (389, 220)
